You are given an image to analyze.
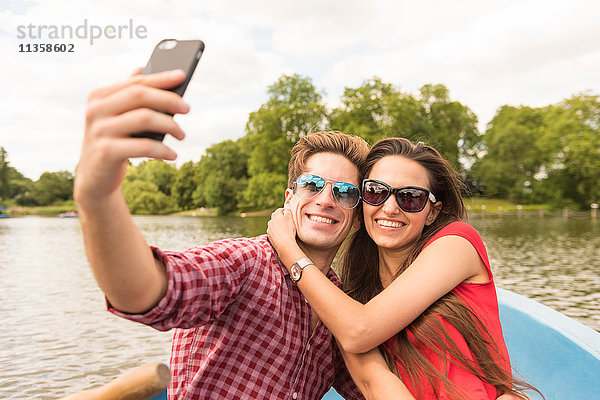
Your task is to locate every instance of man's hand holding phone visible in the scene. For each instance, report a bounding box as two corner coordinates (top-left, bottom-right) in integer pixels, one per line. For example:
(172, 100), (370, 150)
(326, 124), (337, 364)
(74, 69), (190, 204)
(75, 39), (203, 204)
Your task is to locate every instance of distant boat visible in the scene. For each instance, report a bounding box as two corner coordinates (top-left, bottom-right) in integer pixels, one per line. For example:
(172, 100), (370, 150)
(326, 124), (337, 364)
(57, 211), (78, 218)
(0, 205), (10, 218)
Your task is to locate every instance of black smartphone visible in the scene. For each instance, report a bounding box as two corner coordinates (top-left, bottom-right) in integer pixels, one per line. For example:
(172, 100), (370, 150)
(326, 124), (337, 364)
(132, 39), (205, 141)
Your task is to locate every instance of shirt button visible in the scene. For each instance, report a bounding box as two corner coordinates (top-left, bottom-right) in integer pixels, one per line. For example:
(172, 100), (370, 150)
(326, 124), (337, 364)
(306, 343), (311, 351)
(304, 297), (309, 303)
(292, 392), (298, 399)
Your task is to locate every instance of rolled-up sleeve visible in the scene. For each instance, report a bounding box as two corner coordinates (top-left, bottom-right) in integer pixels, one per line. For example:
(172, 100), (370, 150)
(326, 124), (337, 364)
(109, 237), (262, 331)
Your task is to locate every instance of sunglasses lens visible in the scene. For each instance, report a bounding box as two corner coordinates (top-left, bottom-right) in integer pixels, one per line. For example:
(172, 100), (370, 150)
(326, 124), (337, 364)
(332, 183), (360, 209)
(296, 175), (325, 198)
(363, 181), (390, 206)
(296, 175), (360, 209)
(396, 188), (428, 211)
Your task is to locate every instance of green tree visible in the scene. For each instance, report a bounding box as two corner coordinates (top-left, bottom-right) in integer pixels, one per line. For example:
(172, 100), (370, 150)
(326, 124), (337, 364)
(122, 179), (176, 214)
(171, 161), (201, 210)
(470, 94), (599, 208)
(137, 160), (178, 196)
(0, 147), (9, 200)
(120, 164), (177, 214)
(542, 94), (600, 208)
(240, 172), (288, 210)
(417, 84), (480, 169)
(193, 139), (249, 215)
(27, 171), (74, 206)
(123, 163), (140, 183)
(243, 74), (327, 210)
(191, 157), (208, 208)
(469, 106), (548, 202)
(328, 79), (480, 171)
(328, 77), (401, 143)
(10, 173), (34, 205)
(0, 148), (33, 203)
(200, 173), (239, 216)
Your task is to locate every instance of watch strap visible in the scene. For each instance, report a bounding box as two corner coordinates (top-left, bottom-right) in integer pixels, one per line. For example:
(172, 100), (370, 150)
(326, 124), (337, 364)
(290, 257), (313, 283)
(295, 257), (313, 270)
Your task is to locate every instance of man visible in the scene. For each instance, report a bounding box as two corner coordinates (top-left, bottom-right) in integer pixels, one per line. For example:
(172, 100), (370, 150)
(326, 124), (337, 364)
(74, 69), (369, 399)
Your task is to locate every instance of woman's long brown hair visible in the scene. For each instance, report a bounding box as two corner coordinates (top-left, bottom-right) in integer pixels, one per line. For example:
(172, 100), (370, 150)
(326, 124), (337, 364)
(339, 137), (541, 399)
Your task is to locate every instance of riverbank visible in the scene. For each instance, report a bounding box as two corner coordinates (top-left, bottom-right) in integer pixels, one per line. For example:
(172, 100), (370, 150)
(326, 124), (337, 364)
(172, 208), (277, 217)
(5, 201), (78, 216)
(0, 198), (572, 217)
(465, 198), (550, 212)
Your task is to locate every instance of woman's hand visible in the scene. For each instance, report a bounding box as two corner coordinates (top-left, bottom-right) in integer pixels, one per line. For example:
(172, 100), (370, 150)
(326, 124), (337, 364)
(267, 208), (305, 268)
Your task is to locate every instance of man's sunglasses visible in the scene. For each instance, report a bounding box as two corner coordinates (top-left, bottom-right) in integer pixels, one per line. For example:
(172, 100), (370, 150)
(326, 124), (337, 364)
(362, 179), (437, 212)
(293, 174), (361, 209)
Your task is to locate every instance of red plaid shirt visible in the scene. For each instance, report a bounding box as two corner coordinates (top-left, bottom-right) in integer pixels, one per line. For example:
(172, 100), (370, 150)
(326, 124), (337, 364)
(109, 235), (363, 400)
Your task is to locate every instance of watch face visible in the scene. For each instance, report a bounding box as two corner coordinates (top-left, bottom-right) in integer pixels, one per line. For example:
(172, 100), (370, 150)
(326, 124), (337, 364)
(290, 264), (301, 282)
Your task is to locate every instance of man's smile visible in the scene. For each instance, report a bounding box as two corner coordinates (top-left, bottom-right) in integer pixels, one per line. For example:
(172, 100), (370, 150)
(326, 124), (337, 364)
(307, 213), (338, 225)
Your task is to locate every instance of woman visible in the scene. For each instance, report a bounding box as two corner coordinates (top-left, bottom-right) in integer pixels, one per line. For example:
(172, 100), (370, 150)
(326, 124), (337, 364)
(267, 138), (539, 399)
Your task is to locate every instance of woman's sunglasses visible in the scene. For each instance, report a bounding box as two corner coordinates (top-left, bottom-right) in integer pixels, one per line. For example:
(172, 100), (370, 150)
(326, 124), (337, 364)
(293, 174), (361, 209)
(362, 179), (437, 212)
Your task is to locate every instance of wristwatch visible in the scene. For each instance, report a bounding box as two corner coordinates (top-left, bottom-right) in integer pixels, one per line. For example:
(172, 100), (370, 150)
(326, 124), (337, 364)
(289, 257), (313, 283)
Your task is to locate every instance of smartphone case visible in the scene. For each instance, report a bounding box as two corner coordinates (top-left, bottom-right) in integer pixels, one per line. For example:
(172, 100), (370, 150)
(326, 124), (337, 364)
(133, 39), (205, 141)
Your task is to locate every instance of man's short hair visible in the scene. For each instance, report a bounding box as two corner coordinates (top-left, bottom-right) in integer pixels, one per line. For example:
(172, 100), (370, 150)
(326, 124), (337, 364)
(288, 131), (370, 187)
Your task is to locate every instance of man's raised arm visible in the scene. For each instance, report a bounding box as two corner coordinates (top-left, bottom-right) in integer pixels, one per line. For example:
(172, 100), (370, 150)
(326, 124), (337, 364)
(74, 69), (189, 313)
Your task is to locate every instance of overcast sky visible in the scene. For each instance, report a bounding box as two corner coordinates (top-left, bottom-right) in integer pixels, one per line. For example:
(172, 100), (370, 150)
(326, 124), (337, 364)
(1, 0), (598, 180)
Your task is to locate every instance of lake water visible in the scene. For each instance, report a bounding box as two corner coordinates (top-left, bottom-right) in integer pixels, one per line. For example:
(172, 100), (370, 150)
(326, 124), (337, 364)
(0, 215), (598, 398)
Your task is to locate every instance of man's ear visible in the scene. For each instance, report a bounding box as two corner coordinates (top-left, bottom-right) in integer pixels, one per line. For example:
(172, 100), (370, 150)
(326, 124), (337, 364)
(283, 188), (300, 231)
(425, 202), (442, 226)
(284, 188), (294, 208)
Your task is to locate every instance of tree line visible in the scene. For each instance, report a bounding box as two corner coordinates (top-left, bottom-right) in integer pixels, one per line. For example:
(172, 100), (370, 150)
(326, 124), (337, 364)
(0, 147), (74, 207)
(1, 75), (597, 215)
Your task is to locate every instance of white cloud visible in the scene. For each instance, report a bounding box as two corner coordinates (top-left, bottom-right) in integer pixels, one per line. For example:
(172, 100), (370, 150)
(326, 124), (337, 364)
(1, 0), (598, 179)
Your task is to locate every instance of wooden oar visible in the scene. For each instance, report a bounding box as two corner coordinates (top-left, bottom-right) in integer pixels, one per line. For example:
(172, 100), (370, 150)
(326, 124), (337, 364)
(59, 362), (171, 400)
